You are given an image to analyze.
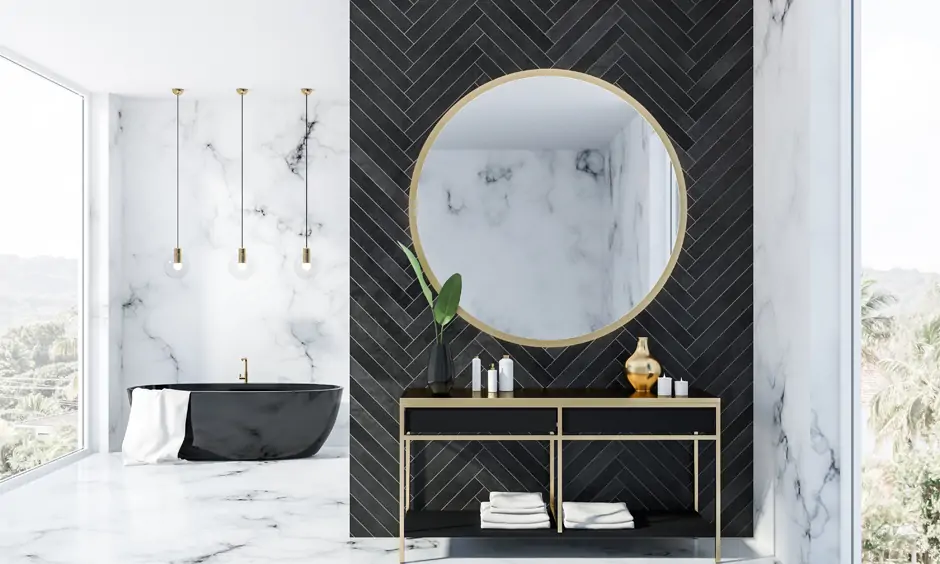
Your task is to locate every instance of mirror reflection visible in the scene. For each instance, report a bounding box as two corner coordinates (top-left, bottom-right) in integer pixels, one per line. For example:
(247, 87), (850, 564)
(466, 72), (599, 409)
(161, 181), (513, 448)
(413, 73), (684, 345)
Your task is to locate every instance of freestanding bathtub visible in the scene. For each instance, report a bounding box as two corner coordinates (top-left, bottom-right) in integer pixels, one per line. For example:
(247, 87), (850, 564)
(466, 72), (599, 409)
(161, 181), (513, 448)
(127, 383), (343, 461)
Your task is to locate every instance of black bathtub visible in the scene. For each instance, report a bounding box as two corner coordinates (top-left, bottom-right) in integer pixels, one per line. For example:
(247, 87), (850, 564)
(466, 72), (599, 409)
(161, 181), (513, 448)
(127, 383), (343, 461)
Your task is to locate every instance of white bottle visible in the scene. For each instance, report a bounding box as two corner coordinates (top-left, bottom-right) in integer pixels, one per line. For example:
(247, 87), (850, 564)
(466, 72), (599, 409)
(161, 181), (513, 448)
(498, 355), (514, 392)
(487, 364), (498, 396)
(471, 356), (482, 392)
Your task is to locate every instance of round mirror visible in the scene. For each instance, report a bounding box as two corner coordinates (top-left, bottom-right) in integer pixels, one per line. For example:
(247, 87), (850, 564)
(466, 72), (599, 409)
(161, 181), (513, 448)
(410, 70), (686, 347)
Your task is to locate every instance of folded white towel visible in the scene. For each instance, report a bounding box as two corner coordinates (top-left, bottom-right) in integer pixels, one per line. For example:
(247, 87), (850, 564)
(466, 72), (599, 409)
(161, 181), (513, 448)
(485, 502), (548, 515)
(480, 502), (548, 524)
(563, 519), (635, 530)
(489, 492), (544, 510)
(562, 502), (635, 525)
(481, 519), (551, 529)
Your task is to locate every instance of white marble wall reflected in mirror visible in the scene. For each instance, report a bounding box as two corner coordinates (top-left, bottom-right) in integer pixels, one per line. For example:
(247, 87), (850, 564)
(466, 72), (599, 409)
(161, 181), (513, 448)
(413, 73), (683, 344)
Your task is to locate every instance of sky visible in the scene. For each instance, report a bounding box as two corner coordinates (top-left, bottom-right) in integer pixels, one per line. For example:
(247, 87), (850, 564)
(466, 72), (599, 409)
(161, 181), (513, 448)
(0, 56), (82, 260)
(861, 1), (940, 273)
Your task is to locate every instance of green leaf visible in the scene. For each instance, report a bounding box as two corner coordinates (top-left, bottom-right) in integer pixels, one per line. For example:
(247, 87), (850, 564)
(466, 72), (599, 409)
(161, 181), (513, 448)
(433, 273), (462, 328)
(397, 242), (434, 311)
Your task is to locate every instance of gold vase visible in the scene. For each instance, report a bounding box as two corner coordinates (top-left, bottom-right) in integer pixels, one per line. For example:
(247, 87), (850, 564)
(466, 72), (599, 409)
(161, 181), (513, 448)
(625, 337), (662, 392)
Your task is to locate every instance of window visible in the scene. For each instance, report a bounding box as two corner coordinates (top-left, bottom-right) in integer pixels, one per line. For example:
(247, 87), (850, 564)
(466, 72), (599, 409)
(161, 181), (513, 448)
(861, 2), (940, 561)
(0, 54), (84, 481)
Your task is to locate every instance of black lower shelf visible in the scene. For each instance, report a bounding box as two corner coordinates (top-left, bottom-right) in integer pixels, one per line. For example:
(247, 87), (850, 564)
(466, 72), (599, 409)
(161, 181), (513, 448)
(404, 510), (713, 538)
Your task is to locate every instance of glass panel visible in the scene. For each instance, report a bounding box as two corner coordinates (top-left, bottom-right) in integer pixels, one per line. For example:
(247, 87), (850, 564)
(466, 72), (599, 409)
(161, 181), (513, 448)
(861, 2), (940, 561)
(0, 56), (83, 481)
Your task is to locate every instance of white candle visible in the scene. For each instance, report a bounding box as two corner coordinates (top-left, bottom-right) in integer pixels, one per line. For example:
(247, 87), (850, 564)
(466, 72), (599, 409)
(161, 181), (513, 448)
(658, 376), (672, 397)
(487, 365), (498, 396)
(674, 379), (689, 397)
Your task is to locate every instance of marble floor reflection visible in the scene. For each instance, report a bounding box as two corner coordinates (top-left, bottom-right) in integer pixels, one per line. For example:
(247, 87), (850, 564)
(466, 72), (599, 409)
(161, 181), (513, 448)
(0, 449), (771, 563)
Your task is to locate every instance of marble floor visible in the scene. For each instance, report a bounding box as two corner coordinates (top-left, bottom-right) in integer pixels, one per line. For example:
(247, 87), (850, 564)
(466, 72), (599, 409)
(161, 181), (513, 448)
(0, 449), (773, 564)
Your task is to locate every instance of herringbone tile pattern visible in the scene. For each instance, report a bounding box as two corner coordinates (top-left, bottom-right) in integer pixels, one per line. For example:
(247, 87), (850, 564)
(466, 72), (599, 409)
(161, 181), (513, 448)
(350, 0), (753, 538)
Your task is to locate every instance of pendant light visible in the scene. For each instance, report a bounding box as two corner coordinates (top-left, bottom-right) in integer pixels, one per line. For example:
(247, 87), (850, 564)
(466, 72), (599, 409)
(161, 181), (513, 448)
(294, 88), (314, 279)
(229, 88), (256, 280)
(164, 88), (189, 279)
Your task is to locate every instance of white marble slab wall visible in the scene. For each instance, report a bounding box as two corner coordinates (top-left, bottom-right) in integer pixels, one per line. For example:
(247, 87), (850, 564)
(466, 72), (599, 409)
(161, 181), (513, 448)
(755, 0), (851, 562)
(117, 95), (349, 443)
(608, 116), (677, 318)
(416, 149), (614, 340)
(418, 149), (614, 339)
(609, 117), (649, 317)
(88, 94), (125, 452)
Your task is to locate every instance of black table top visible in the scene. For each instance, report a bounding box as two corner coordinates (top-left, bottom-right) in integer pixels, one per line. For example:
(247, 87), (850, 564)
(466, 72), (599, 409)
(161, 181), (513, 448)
(401, 387), (718, 404)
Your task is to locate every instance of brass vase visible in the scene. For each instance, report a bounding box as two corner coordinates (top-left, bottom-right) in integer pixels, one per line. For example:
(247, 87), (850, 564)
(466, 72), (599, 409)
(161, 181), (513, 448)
(625, 337), (662, 392)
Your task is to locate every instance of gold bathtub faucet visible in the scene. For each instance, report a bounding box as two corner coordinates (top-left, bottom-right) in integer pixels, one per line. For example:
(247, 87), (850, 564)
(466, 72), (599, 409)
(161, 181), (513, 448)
(238, 357), (248, 383)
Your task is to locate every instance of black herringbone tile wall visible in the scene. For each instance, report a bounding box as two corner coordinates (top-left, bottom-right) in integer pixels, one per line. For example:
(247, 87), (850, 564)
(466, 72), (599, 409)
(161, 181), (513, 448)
(350, 0), (753, 538)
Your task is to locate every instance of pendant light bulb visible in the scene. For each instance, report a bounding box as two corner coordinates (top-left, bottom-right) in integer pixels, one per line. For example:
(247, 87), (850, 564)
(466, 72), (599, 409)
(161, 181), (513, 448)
(295, 88), (315, 280)
(294, 246), (314, 279)
(164, 247), (189, 278)
(165, 88), (189, 279)
(230, 88), (256, 281)
(228, 247), (255, 280)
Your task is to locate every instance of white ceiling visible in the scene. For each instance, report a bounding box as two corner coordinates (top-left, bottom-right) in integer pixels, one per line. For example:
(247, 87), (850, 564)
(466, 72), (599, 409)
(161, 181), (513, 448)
(432, 75), (641, 150)
(0, 0), (349, 97)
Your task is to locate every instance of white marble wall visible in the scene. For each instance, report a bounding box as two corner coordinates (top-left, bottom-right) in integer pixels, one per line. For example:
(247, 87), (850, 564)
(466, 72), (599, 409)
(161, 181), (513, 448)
(416, 149), (614, 340)
(609, 117), (649, 317)
(754, 0), (852, 562)
(608, 117), (676, 318)
(88, 94), (125, 452)
(116, 94), (349, 442)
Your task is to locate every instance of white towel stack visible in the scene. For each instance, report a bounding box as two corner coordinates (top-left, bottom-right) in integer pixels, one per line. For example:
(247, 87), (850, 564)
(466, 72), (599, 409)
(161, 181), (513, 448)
(480, 492), (550, 529)
(562, 502), (635, 529)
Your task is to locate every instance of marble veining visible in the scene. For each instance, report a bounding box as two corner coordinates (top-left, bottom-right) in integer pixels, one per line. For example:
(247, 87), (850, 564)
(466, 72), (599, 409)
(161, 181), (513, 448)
(0, 448), (772, 564)
(117, 95), (349, 443)
(417, 139), (679, 342)
(754, 0), (845, 561)
(417, 148), (615, 340)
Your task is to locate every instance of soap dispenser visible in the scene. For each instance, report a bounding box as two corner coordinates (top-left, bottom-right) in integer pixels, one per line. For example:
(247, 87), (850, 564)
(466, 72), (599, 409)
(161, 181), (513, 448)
(498, 355), (514, 392)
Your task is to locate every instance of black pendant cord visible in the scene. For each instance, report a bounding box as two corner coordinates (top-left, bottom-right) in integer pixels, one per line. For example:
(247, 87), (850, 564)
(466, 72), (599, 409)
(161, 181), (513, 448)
(176, 93), (180, 249)
(240, 94), (245, 249)
(304, 95), (309, 248)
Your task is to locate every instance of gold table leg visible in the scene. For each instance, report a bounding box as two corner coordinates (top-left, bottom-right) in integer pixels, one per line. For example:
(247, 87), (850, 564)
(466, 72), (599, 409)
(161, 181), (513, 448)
(715, 407), (721, 563)
(693, 435), (699, 512)
(557, 407), (563, 533)
(549, 438), (555, 512)
(399, 405), (406, 563)
(405, 439), (411, 511)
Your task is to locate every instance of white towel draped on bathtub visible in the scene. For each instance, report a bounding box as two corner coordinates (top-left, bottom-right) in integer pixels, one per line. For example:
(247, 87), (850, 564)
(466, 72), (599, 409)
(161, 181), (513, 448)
(122, 388), (191, 466)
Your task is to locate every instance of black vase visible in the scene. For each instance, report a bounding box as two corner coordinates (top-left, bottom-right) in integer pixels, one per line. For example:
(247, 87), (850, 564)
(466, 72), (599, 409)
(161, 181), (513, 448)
(426, 341), (454, 395)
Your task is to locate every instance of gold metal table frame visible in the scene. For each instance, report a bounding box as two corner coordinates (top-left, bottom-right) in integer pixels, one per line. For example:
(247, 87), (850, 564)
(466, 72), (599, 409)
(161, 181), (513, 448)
(398, 394), (722, 563)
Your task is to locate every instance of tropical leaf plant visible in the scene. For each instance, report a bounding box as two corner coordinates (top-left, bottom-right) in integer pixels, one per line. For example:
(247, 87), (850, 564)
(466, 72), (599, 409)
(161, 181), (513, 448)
(871, 315), (940, 450)
(398, 242), (462, 343)
(862, 278), (897, 366)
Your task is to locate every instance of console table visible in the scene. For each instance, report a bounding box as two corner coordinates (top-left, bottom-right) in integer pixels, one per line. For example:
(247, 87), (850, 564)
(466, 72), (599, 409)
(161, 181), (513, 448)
(398, 388), (722, 562)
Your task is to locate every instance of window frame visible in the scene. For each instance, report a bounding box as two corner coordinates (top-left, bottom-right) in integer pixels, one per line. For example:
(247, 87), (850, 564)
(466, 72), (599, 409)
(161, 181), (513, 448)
(0, 47), (91, 493)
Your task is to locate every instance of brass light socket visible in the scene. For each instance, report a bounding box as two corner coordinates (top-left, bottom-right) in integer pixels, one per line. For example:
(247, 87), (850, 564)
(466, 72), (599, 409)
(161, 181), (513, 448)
(172, 88), (184, 96)
(301, 247), (311, 264)
(173, 247), (182, 264)
(236, 88), (249, 96)
(237, 247), (247, 264)
(301, 88), (313, 96)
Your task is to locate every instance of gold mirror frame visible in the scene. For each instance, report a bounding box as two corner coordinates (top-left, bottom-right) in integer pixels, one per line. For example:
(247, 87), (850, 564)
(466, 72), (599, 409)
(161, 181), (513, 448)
(409, 69), (688, 348)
